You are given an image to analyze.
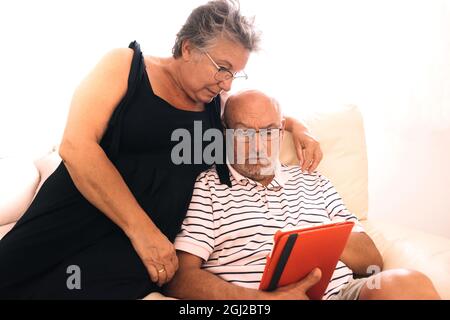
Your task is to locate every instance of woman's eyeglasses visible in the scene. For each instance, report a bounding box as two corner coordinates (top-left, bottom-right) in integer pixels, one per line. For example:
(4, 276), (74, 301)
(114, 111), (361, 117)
(204, 51), (248, 82)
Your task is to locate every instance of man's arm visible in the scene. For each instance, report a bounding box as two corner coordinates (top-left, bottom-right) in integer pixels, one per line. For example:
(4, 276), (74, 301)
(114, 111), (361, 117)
(320, 175), (383, 276)
(164, 251), (321, 300)
(340, 232), (384, 276)
(164, 251), (264, 299)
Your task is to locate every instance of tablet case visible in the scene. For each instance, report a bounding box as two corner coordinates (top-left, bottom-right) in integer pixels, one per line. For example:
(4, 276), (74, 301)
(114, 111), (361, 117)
(259, 221), (354, 300)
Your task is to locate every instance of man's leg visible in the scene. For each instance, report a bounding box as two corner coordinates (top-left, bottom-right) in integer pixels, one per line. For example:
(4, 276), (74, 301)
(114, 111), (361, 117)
(359, 269), (441, 300)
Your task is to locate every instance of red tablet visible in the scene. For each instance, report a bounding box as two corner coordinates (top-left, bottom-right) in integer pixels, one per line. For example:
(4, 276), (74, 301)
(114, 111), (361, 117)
(259, 221), (354, 300)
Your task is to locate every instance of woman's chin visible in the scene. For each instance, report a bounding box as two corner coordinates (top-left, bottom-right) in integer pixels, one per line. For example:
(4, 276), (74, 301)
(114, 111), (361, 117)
(198, 93), (215, 104)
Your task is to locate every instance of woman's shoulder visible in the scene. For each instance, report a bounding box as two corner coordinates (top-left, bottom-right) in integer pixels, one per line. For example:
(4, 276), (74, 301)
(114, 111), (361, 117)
(79, 47), (136, 93)
(96, 47), (135, 75)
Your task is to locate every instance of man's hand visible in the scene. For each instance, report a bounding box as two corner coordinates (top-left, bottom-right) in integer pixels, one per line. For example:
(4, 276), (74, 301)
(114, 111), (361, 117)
(265, 268), (322, 300)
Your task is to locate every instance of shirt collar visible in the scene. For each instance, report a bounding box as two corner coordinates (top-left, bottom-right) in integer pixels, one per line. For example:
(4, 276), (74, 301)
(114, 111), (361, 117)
(226, 160), (290, 191)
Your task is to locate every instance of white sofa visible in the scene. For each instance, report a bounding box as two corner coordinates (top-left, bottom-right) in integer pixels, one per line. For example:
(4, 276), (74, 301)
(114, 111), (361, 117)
(1, 105), (449, 299)
(279, 105), (450, 300)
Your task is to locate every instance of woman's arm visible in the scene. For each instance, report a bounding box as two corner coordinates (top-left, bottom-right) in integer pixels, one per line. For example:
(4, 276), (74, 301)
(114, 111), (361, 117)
(59, 48), (177, 286)
(284, 116), (323, 173)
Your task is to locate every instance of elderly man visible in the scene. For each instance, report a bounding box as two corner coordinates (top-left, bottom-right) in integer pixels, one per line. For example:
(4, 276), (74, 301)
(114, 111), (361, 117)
(165, 90), (440, 300)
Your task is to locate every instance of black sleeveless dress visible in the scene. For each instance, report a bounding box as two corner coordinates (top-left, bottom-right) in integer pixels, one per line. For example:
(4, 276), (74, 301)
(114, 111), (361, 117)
(0, 41), (230, 299)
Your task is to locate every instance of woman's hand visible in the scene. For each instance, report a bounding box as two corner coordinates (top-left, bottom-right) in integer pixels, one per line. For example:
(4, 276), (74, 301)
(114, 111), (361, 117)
(128, 220), (179, 287)
(285, 117), (323, 173)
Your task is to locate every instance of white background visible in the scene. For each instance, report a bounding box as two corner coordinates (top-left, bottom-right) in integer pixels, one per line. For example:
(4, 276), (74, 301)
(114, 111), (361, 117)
(0, 0), (449, 237)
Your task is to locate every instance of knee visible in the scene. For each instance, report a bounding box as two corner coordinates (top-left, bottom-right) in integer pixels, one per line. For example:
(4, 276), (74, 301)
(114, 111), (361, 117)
(361, 269), (441, 300)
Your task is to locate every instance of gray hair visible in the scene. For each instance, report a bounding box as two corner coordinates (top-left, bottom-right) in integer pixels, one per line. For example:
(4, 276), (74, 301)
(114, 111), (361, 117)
(172, 0), (261, 58)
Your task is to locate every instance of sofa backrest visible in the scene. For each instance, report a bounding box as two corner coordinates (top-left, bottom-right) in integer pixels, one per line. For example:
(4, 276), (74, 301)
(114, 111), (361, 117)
(280, 105), (369, 220)
(0, 157), (40, 226)
(0, 104), (369, 235)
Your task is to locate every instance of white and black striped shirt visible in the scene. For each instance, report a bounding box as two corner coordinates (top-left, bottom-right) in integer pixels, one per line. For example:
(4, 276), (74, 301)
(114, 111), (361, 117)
(174, 164), (365, 299)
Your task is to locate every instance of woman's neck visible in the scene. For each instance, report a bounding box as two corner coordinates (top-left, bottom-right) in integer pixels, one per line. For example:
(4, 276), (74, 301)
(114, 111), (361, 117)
(164, 58), (204, 110)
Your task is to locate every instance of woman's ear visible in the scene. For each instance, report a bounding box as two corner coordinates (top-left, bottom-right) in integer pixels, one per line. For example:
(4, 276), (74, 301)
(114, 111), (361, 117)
(181, 40), (194, 62)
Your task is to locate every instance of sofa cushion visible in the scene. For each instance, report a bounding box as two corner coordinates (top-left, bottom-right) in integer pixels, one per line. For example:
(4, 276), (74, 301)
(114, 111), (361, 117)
(0, 222), (16, 240)
(363, 219), (450, 299)
(33, 150), (62, 197)
(280, 105), (368, 220)
(0, 157), (40, 226)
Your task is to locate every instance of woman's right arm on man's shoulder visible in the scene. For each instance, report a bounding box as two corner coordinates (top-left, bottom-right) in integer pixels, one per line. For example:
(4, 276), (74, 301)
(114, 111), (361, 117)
(59, 48), (178, 285)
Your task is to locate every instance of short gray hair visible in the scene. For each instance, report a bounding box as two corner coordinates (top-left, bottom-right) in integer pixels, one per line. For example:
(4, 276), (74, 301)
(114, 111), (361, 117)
(172, 0), (261, 58)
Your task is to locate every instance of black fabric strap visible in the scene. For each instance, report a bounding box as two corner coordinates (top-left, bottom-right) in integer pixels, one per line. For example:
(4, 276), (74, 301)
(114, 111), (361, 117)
(107, 40), (144, 159)
(209, 96), (231, 187)
(268, 233), (298, 291)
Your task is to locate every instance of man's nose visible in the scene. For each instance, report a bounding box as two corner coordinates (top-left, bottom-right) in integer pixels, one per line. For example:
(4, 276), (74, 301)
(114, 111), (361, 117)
(253, 133), (268, 153)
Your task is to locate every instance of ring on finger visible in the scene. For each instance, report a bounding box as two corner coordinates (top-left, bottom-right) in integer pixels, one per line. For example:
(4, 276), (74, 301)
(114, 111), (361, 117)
(158, 267), (166, 273)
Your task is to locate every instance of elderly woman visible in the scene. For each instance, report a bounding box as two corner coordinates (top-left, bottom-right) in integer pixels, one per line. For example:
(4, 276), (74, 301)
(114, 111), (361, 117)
(0, 0), (322, 299)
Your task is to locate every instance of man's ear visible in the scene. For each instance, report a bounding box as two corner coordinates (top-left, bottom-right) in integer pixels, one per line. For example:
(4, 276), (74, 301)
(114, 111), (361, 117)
(280, 118), (286, 142)
(221, 118), (227, 133)
(220, 91), (230, 116)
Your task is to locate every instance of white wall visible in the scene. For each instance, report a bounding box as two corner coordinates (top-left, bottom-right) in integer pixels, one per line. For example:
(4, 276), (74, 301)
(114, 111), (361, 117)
(0, 0), (206, 157)
(1, 0), (449, 237)
(240, 0), (450, 238)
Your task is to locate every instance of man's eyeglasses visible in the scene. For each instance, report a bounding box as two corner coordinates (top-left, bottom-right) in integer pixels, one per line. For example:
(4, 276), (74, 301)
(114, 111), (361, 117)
(204, 51), (248, 82)
(227, 128), (283, 143)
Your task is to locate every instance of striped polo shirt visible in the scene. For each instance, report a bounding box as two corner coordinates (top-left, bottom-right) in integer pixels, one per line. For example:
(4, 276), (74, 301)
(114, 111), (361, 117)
(174, 163), (365, 300)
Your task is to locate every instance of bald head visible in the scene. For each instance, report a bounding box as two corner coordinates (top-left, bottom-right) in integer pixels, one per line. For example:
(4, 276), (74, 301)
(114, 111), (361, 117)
(223, 90), (282, 129)
(223, 90), (285, 185)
